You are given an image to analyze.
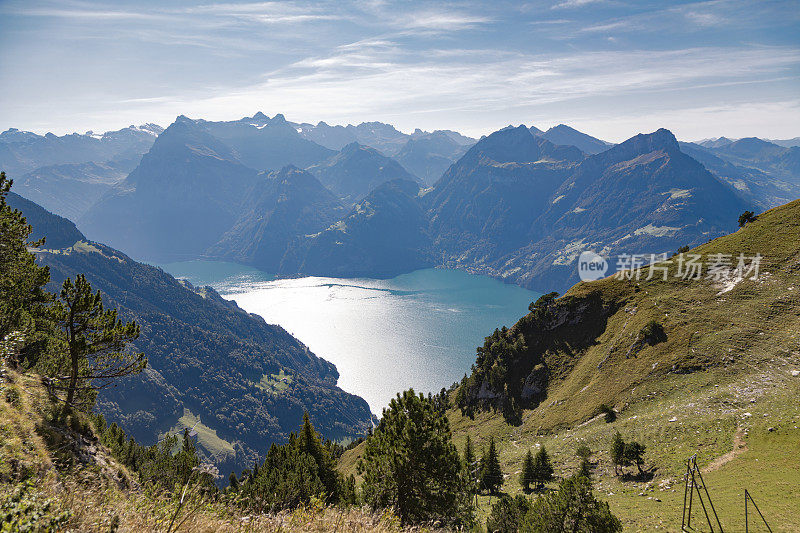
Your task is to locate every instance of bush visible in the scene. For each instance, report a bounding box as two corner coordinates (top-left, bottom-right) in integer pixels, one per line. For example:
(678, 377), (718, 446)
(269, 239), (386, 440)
(575, 444), (592, 460)
(640, 320), (667, 346)
(487, 494), (531, 533)
(598, 404), (616, 423)
(738, 210), (757, 227)
(0, 481), (72, 531)
(522, 476), (622, 532)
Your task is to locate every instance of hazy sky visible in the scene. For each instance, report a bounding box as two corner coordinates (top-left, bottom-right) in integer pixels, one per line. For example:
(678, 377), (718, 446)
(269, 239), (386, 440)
(1, 0), (799, 141)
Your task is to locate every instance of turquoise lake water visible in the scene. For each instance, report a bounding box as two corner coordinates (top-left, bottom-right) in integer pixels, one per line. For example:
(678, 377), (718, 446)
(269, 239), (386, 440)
(158, 261), (541, 414)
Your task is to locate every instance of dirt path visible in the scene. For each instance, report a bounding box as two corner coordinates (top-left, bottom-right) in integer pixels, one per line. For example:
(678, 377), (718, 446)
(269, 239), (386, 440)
(703, 426), (748, 473)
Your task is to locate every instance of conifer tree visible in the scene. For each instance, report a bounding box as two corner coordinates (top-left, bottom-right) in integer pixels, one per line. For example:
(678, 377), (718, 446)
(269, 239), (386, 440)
(359, 389), (471, 526)
(522, 475), (622, 532)
(623, 441), (646, 475)
(481, 436), (504, 494)
(297, 411), (339, 499)
(0, 172), (52, 366)
(52, 274), (145, 409)
(610, 432), (628, 475)
(531, 445), (554, 491)
(463, 435), (478, 493)
(520, 449), (535, 492)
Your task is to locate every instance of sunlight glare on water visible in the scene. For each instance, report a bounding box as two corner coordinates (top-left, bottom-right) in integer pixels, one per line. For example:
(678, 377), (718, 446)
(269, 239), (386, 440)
(158, 261), (541, 414)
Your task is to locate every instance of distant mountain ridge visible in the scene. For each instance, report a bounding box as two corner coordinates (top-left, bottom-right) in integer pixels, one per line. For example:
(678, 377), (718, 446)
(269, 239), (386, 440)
(537, 124), (612, 155)
(80, 116), (261, 261)
(395, 132), (473, 186)
(0, 124), (161, 176)
(308, 142), (419, 203)
(0, 124), (161, 220)
(278, 126), (754, 292)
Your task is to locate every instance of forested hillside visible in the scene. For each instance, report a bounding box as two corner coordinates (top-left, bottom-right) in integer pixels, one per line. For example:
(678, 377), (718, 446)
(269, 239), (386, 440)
(7, 189), (373, 477)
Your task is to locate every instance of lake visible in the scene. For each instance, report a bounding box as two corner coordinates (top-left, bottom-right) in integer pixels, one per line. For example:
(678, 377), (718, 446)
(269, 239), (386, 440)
(158, 261), (541, 414)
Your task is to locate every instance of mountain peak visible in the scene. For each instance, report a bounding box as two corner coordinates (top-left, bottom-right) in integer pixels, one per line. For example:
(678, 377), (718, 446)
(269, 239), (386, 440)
(465, 124), (542, 164)
(603, 128), (679, 161)
(541, 124), (610, 154)
(341, 141), (365, 152)
(271, 113), (287, 124)
(252, 111), (268, 121)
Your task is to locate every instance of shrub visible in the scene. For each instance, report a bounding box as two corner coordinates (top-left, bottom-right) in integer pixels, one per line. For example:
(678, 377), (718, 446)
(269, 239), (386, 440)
(0, 481), (72, 531)
(487, 494), (531, 533)
(575, 444), (592, 460)
(738, 210), (757, 227)
(640, 320), (667, 346)
(598, 404), (616, 423)
(522, 475), (622, 532)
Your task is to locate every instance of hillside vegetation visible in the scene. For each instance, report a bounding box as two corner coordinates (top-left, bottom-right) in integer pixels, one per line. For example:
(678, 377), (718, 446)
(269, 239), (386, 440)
(341, 199), (800, 530)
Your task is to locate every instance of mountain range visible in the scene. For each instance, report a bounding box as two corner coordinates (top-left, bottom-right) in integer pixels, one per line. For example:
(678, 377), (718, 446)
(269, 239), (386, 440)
(279, 126), (753, 291)
(5, 113), (799, 293)
(0, 124), (161, 219)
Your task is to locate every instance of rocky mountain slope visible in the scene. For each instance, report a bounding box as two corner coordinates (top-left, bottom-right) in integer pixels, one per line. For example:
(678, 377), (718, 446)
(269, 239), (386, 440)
(308, 142), (418, 204)
(292, 126), (751, 292)
(207, 166), (346, 271)
(80, 116), (260, 261)
(283, 179), (433, 278)
(199, 112), (334, 171)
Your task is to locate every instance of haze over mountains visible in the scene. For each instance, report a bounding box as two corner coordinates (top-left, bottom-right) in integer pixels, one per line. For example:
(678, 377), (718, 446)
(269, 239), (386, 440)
(4, 112), (799, 292)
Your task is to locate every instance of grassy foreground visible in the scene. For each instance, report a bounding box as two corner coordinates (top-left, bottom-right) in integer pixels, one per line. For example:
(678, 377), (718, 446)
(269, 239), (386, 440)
(0, 366), (418, 532)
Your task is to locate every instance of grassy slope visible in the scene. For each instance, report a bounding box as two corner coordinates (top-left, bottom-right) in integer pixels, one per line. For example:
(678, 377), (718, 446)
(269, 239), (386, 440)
(340, 199), (800, 531)
(0, 364), (414, 532)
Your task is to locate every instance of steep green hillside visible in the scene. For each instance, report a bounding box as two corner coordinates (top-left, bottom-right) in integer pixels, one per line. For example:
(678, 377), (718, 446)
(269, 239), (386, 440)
(457, 199), (799, 425)
(340, 199), (800, 530)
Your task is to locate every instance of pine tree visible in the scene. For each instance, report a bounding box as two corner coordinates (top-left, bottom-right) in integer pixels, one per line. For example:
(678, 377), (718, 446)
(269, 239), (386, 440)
(624, 441), (646, 475)
(522, 475), (622, 532)
(578, 458), (592, 479)
(52, 275), (146, 410)
(610, 432), (628, 475)
(297, 411), (339, 500)
(358, 389), (472, 526)
(520, 449), (535, 493)
(481, 436), (504, 494)
(0, 171), (53, 367)
(531, 445), (554, 490)
(463, 435), (478, 493)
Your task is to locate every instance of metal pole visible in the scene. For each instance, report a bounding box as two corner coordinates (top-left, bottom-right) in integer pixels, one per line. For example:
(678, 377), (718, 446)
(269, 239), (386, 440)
(693, 465), (716, 532)
(745, 489), (748, 533)
(695, 463), (724, 532)
(745, 489), (773, 533)
(682, 458), (691, 531)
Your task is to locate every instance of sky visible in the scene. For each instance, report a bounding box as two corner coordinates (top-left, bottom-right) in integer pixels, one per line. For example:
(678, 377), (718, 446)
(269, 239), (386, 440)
(1, 0), (799, 142)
